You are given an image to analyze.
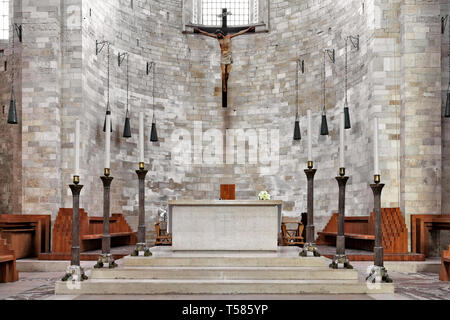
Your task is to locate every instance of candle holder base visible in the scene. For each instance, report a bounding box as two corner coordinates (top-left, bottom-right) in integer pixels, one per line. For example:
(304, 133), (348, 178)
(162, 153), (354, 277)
(300, 243), (321, 257)
(131, 243), (152, 257)
(94, 254), (117, 269)
(329, 254), (353, 269)
(366, 265), (393, 283)
(61, 265), (88, 282)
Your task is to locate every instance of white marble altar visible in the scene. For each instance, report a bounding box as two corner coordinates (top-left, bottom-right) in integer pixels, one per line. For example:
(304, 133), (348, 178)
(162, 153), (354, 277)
(168, 200), (283, 251)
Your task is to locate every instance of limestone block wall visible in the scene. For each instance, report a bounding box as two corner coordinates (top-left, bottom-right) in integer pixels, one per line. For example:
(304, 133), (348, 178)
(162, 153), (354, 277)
(400, 1), (442, 244)
(0, 0), (448, 247)
(76, 0), (376, 242)
(0, 0), (22, 214)
(442, 0), (450, 214)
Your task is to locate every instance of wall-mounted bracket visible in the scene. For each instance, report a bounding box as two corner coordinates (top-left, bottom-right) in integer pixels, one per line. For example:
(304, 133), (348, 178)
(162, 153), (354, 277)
(118, 52), (128, 67)
(13, 24), (22, 43)
(146, 61), (155, 75)
(325, 49), (335, 64)
(442, 15), (449, 34)
(348, 35), (360, 51)
(96, 40), (109, 55)
(297, 59), (305, 74)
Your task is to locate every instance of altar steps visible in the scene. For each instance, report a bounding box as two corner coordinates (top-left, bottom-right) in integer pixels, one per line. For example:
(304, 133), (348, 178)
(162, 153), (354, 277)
(55, 278), (392, 295)
(90, 266), (358, 280)
(121, 256), (326, 268)
(55, 253), (394, 295)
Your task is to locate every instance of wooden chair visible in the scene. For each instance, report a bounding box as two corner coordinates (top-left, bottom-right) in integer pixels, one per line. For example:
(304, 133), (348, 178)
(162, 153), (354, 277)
(281, 217), (304, 246)
(440, 246), (450, 282)
(0, 235), (18, 283)
(155, 221), (172, 246)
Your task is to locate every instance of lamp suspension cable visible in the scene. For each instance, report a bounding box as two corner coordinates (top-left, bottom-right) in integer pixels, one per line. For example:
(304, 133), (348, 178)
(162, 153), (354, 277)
(446, 24), (450, 117)
(293, 59), (302, 140)
(345, 37), (348, 108)
(323, 50), (326, 116)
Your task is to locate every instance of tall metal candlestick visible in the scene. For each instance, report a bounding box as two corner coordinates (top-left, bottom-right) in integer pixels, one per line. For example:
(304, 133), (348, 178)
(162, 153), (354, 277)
(300, 163), (320, 257)
(94, 175), (117, 269)
(132, 166), (151, 257)
(367, 181), (392, 283)
(61, 183), (88, 282)
(330, 173), (353, 269)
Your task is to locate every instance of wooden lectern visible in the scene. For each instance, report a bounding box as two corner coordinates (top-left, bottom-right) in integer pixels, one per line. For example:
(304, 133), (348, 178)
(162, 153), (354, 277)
(220, 184), (236, 200)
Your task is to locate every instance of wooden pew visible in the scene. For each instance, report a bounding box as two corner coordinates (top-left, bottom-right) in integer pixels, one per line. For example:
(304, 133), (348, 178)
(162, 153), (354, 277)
(411, 214), (450, 257)
(48, 208), (137, 256)
(0, 235), (18, 283)
(0, 214), (51, 258)
(317, 208), (408, 254)
(439, 246), (450, 282)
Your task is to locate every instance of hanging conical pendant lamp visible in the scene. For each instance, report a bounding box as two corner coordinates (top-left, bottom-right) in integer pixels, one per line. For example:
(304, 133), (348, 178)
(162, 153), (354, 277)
(123, 111), (132, 138)
(150, 115), (158, 142)
(320, 114), (329, 136)
(7, 98), (18, 125)
(344, 105), (351, 129)
(445, 92), (450, 118)
(294, 119), (301, 140)
(103, 110), (112, 132)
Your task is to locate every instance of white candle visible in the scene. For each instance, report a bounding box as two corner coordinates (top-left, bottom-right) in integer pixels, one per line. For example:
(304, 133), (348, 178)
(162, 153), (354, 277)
(105, 114), (111, 169)
(340, 112), (345, 169)
(139, 112), (144, 163)
(75, 119), (80, 177)
(307, 110), (313, 162)
(374, 117), (380, 175)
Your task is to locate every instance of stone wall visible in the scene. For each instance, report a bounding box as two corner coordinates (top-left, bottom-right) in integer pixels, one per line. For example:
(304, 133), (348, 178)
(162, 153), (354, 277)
(0, 0), (448, 247)
(0, 0), (22, 214)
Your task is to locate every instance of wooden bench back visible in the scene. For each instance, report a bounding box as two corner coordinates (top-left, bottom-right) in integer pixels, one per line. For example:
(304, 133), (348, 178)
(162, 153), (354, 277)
(52, 209), (136, 254)
(317, 208), (408, 254)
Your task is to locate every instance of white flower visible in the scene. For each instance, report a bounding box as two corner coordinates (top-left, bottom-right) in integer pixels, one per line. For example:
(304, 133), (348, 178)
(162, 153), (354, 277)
(258, 191), (271, 200)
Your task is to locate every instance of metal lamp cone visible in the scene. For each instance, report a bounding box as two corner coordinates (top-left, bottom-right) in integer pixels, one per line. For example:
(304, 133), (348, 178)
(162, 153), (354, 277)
(7, 99), (18, 125)
(103, 111), (113, 133)
(320, 114), (329, 136)
(294, 120), (301, 140)
(344, 106), (351, 129)
(123, 116), (131, 138)
(445, 92), (450, 118)
(150, 119), (158, 142)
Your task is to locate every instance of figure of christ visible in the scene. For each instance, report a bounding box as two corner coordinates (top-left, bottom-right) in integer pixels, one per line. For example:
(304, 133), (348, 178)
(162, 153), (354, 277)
(194, 26), (255, 93)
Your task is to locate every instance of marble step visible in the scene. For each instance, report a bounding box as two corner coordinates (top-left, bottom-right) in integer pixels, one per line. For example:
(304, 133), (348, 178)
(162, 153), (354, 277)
(122, 256), (327, 268)
(55, 278), (394, 295)
(90, 266), (359, 280)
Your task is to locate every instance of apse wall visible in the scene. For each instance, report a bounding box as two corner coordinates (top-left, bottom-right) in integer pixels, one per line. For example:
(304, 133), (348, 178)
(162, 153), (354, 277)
(76, 0), (376, 240)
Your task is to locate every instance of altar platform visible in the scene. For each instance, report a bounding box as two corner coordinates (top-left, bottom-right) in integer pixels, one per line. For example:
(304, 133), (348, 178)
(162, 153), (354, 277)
(55, 247), (394, 295)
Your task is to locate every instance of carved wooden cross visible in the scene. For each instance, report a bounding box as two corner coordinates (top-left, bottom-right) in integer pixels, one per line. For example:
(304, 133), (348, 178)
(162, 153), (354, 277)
(193, 8), (256, 108)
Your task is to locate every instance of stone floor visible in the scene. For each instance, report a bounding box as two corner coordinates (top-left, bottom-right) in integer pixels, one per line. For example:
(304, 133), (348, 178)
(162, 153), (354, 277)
(1, 260), (448, 300)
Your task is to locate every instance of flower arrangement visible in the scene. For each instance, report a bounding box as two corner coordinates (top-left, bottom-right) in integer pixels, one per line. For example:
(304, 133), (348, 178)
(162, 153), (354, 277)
(258, 191), (271, 200)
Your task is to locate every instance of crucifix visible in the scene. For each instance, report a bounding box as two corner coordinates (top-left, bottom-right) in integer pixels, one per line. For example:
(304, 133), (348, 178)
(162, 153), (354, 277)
(193, 8), (256, 108)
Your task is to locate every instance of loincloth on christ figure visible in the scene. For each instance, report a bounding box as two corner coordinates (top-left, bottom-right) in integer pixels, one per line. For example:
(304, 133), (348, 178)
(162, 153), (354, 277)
(221, 52), (233, 65)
